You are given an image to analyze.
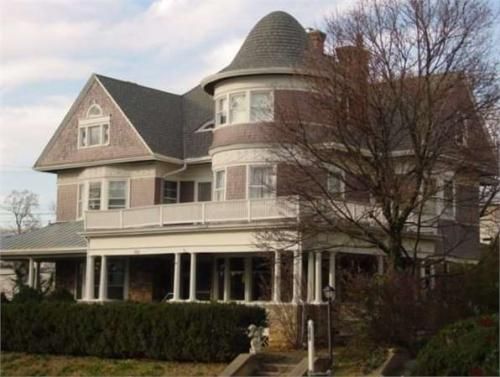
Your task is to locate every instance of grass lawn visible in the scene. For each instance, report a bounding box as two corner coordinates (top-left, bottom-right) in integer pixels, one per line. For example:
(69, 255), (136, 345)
(0, 353), (226, 376)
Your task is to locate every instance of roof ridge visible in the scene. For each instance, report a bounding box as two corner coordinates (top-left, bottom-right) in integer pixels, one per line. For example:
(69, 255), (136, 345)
(95, 73), (181, 98)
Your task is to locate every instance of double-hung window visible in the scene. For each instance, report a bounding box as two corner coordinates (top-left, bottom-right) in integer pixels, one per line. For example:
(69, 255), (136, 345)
(88, 182), (102, 210)
(442, 179), (455, 217)
(216, 97), (228, 126)
(78, 104), (110, 148)
(163, 181), (178, 204)
(214, 171), (225, 201)
(250, 91), (273, 122)
(108, 181), (127, 209)
(229, 93), (247, 124)
(327, 169), (344, 198)
(249, 166), (275, 199)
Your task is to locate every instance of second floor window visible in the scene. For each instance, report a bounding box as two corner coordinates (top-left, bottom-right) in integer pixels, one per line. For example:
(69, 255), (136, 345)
(108, 181), (127, 209)
(442, 179), (455, 217)
(250, 91), (273, 122)
(214, 171), (225, 201)
(163, 181), (178, 204)
(88, 182), (102, 210)
(230, 93), (247, 124)
(327, 170), (344, 198)
(249, 166), (275, 199)
(215, 90), (274, 127)
(216, 98), (228, 126)
(77, 183), (85, 218)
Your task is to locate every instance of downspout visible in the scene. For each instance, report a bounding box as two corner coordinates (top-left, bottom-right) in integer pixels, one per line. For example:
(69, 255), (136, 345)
(163, 161), (187, 178)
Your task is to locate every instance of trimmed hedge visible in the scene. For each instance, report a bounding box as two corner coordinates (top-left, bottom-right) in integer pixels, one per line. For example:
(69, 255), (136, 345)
(413, 314), (499, 376)
(1, 302), (266, 362)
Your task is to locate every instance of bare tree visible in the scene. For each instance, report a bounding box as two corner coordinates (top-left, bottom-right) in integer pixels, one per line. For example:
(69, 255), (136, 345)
(3, 190), (40, 234)
(261, 0), (499, 272)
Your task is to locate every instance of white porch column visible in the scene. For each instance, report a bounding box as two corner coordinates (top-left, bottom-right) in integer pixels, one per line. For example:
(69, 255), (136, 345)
(314, 251), (323, 303)
(292, 249), (303, 303)
(85, 255), (95, 300)
(27, 258), (34, 288)
(377, 255), (384, 275)
(244, 257), (253, 302)
(328, 251), (336, 290)
(273, 251), (281, 303)
(99, 256), (108, 301)
(212, 257), (219, 301)
(173, 253), (181, 300)
(307, 252), (314, 302)
(189, 252), (197, 301)
(223, 257), (231, 302)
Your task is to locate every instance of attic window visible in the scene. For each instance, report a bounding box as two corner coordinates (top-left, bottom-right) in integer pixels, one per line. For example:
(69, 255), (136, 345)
(196, 120), (215, 133)
(78, 103), (110, 148)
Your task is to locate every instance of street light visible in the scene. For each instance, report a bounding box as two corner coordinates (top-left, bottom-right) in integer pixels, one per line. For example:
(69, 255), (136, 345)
(323, 285), (335, 370)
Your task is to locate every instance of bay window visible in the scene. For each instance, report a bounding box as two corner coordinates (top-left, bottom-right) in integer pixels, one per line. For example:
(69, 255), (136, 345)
(249, 166), (275, 199)
(214, 170), (225, 201)
(215, 89), (274, 127)
(250, 91), (273, 122)
(216, 97), (228, 126)
(88, 182), (102, 210)
(108, 181), (127, 209)
(229, 93), (247, 124)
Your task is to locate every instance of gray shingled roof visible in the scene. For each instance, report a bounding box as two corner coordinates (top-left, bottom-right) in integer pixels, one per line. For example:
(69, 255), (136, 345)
(96, 74), (185, 159)
(0, 221), (86, 252)
(223, 11), (308, 72)
(202, 11), (309, 93)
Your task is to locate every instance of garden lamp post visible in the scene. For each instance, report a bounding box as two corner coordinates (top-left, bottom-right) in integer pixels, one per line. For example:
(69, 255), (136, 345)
(323, 285), (336, 369)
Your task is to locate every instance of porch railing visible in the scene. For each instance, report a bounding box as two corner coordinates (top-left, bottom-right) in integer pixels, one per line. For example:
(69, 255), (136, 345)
(84, 197), (299, 230)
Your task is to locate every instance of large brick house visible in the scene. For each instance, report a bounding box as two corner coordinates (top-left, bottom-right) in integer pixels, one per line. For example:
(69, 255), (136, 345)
(1, 11), (493, 313)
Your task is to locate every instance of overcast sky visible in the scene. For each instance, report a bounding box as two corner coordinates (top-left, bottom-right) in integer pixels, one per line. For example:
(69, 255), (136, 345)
(0, 0), (498, 227)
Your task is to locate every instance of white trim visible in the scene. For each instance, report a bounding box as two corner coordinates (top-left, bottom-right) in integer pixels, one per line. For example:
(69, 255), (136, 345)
(195, 120), (215, 133)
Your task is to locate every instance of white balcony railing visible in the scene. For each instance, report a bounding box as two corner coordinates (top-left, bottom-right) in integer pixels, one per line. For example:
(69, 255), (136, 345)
(84, 197), (299, 230)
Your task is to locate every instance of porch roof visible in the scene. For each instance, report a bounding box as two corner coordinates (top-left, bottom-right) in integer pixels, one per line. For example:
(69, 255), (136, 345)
(0, 221), (86, 257)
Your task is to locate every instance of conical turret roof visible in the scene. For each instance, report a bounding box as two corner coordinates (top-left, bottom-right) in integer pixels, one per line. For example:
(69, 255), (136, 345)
(201, 11), (309, 94)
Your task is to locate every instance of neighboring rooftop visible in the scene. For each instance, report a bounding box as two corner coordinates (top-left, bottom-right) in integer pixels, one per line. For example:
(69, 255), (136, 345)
(0, 221), (86, 256)
(201, 11), (309, 93)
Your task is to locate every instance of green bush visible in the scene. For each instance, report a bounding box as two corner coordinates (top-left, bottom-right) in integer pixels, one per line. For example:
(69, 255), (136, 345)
(1, 302), (266, 362)
(45, 288), (76, 302)
(413, 314), (499, 376)
(11, 286), (44, 303)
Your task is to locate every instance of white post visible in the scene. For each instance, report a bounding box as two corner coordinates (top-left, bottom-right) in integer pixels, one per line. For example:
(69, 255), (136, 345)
(244, 256), (253, 302)
(377, 255), (384, 275)
(223, 257), (231, 301)
(212, 257), (219, 301)
(173, 253), (181, 300)
(27, 258), (34, 288)
(314, 251), (323, 303)
(273, 251), (281, 303)
(307, 319), (315, 374)
(329, 251), (336, 289)
(292, 249), (302, 303)
(189, 253), (197, 301)
(85, 255), (95, 300)
(99, 256), (108, 301)
(307, 252), (314, 302)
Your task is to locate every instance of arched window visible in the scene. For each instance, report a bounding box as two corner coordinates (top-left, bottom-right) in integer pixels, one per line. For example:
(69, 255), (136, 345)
(87, 104), (103, 118)
(78, 103), (110, 148)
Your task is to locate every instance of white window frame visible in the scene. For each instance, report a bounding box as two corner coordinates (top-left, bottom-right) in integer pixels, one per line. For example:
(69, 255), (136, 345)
(196, 181), (212, 202)
(107, 179), (129, 210)
(214, 170), (226, 201)
(78, 103), (110, 149)
(214, 89), (274, 128)
(87, 181), (103, 211)
(215, 97), (228, 126)
(247, 165), (276, 199)
(440, 176), (456, 219)
(326, 167), (345, 199)
(250, 90), (273, 122)
(76, 183), (86, 219)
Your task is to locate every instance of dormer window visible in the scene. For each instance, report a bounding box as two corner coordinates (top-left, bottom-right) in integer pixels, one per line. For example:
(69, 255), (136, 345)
(78, 103), (110, 148)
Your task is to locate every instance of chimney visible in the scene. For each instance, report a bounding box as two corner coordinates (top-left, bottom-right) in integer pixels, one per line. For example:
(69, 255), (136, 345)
(335, 34), (370, 83)
(306, 28), (326, 54)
